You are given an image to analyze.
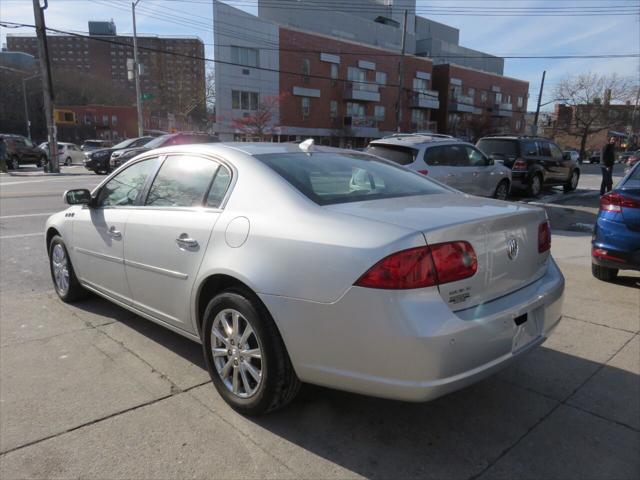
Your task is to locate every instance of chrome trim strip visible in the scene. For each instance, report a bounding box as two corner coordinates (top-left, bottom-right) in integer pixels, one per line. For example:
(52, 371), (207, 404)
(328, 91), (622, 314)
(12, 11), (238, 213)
(74, 247), (124, 264)
(124, 259), (189, 280)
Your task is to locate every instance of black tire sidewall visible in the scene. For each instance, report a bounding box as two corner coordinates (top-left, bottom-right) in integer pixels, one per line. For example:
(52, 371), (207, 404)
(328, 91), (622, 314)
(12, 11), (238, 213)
(494, 180), (509, 200)
(201, 290), (280, 415)
(530, 174), (542, 197)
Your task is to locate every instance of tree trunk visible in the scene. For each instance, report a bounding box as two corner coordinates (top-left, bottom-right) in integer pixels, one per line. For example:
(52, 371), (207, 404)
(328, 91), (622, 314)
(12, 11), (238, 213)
(579, 130), (589, 161)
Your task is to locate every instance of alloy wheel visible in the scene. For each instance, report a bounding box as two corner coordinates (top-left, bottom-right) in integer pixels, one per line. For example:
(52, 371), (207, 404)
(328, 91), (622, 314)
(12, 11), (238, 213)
(531, 175), (541, 196)
(211, 308), (263, 398)
(51, 244), (70, 295)
(495, 182), (508, 200)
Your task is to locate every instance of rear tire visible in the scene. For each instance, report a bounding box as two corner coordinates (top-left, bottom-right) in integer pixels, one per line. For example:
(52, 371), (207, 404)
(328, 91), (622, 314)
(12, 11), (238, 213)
(591, 263), (618, 282)
(528, 173), (542, 197)
(9, 155), (19, 170)
(65, 157), (71, 166)
(202, 289), (300, 415)
(493, 179), (510, 200)
(48, 235), (88, 302)
(564, 170), (579, 193)
(37, 155), (46, 168)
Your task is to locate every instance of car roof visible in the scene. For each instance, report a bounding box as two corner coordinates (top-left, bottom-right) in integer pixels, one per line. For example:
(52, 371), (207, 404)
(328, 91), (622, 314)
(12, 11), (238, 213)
(142, 142), (368, 158)
(369, 135), (462, 148)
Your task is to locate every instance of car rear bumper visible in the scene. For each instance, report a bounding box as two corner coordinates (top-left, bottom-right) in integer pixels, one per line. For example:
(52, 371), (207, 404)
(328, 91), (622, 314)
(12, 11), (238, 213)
(593, 216), (640, 271)
(260, 257), (565, 402)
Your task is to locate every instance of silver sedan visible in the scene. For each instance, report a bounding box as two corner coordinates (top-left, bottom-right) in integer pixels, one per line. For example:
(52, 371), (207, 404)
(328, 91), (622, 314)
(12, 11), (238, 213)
(46, 142), (564, 415)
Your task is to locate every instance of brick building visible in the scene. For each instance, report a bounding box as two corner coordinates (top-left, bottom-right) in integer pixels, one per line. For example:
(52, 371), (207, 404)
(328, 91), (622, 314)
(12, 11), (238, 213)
(53, 105), (138, 143)
(6, 21), (206, 119)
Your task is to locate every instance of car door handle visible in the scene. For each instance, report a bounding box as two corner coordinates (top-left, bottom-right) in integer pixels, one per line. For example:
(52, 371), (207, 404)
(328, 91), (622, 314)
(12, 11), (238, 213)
(107, 226), (121, 238)
(176, 233), (198, 249)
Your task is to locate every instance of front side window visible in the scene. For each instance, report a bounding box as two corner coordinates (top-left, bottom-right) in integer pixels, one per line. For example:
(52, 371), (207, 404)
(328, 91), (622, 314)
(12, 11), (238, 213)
(549, 143), (563, 161)
(538, 141), (552, 157)
(97, 157), (158, 207)
(146, 156), (218, 207)
(465, 146), (489, 166)
(255, 152), (448, 205)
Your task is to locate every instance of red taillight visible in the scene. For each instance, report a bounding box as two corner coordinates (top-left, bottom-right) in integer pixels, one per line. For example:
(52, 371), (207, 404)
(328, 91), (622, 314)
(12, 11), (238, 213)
(538, 221), (551, 253)
(417, 169), (429, 176)
(600, 192), (640, 213)
(512, 158), (527, 171)
(354, 242), (477, 290)
(592, 247), (625, 263)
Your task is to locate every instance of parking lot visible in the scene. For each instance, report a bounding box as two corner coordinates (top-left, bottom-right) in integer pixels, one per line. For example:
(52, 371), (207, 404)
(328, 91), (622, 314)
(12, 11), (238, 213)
(0, 164), (638, 479)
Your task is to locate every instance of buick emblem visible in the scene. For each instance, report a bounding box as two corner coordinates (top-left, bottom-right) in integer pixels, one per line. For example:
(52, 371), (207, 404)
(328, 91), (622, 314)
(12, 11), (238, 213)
(506, 237), (519, 260)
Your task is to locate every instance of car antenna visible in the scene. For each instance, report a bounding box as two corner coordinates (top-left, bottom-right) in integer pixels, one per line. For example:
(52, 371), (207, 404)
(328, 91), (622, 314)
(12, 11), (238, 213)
(299, 138), (314, 154)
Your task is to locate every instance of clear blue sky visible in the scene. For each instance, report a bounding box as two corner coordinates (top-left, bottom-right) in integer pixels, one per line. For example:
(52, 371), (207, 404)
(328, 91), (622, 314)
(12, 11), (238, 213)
(2, 0), (638, 110)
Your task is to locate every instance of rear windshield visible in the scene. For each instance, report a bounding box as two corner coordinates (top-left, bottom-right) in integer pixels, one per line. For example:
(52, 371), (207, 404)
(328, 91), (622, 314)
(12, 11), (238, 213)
(476, 139), (519, 159)
(364, 144), (419, 166)
(255, 152), (449, 206)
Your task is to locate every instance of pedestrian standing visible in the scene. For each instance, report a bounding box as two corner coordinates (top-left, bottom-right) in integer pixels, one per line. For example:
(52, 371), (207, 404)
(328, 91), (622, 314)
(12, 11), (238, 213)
(600, 137), (615, 195)
(0, 136), (7, 173)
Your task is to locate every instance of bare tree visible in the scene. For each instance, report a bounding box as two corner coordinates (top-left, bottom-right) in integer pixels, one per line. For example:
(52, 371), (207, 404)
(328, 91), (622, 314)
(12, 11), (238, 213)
(231, 95), (281, 140)
(553, 73), (635, 158)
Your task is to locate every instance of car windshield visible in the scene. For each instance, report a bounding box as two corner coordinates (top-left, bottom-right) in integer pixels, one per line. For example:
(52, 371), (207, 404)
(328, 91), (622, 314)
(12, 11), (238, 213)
(365, 144), (419, 166)
(255, 152), (450, 206)
(476, 139), (518, 159)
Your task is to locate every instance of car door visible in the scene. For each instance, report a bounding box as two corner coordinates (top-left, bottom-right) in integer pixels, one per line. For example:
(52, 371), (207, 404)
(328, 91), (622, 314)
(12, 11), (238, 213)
(123, 154), (232, 331)
(72, 156), (160, 302)
(463, 145), (499, 196)
(550, 142), (571, 182)
(424, 145), (457, 188)
(537, 141), (558, 182)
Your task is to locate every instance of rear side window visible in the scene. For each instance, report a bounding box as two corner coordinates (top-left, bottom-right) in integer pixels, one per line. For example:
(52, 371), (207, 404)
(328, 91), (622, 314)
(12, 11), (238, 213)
(476, 139), (518, 160)
(522, 141), (538, 156)
(425, 145), (468, 166)
(365, 144), (418, 166)
(206, 166), (232, 208)
(538, 141), (552, 157)
(146, 155), (218, 207)
(256, 152), (449, 205)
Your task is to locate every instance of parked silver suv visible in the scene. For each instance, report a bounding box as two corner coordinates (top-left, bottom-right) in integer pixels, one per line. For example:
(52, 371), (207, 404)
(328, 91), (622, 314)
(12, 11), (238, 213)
(366, 134), (512, 199)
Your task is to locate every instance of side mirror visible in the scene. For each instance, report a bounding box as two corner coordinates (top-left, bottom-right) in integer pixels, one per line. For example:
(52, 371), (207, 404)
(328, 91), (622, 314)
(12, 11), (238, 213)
(64, 188), (92, 206)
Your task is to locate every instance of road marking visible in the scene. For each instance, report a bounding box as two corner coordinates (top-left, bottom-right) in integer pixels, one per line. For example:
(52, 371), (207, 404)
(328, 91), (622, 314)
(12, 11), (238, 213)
(0, 232), (44, 240)
(0, 212), (58, 219)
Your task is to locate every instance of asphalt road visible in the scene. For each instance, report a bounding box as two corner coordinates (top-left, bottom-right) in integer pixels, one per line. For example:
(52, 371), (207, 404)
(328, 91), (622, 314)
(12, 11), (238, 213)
(0, 165), (638, 479)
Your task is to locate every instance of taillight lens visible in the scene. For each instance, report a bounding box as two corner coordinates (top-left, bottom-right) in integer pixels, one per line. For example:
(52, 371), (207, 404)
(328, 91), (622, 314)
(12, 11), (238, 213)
(354, 241), (477, 290)
(538, 221), (551, 253)
(600, 192), (640, 213)
(417, 169), (429, 176)
(512, 159), (527, 171)
(592, 247), (625, 263)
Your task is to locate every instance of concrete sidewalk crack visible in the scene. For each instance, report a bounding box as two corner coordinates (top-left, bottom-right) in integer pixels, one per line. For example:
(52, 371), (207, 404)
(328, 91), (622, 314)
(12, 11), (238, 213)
(468, 333), (639, 480)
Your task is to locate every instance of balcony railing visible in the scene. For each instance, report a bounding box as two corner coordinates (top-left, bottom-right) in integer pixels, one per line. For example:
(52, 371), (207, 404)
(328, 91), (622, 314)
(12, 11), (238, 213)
(410, 90), (440, 109)
(344, 115), (379, 128)
(344, 82), (381, 102)
(449, 94), (479, 113)
(493, 102), (513, 117)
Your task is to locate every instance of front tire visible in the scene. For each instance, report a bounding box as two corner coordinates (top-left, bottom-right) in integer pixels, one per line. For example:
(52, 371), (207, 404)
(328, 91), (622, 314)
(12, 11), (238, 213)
(493, 179), (510, 200)
(564, 170), (579, 192)
(202, 289), (300, 415)
(65, 157), (71, 166)
(9, 155), (19, 170)
(37, 155), (46, 168)
(48, 235), (87, 302)
(592, 263), (618, 282)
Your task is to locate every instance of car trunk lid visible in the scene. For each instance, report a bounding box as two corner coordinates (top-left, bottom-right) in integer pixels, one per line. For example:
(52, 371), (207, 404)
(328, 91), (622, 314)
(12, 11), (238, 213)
(327, 194), (549, 310)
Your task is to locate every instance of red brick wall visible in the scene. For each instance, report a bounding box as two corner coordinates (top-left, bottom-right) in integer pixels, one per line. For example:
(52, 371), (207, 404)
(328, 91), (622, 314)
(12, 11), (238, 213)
(278, 28), (434, 133)
(56, 105), (139, 139)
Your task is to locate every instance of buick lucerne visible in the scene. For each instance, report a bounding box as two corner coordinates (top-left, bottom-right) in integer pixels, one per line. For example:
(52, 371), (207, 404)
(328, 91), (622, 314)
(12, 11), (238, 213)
(46, 142), (564, 415)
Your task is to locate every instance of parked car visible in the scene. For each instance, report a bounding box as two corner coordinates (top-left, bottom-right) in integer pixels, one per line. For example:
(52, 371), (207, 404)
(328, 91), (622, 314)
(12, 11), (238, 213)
(39, 142), (85, 166)
(46, 141), (564, 415)
(84, 136), (154, 174)
(81, 139), (111, 152)
(110, 132), (218, 169)
(1, 134), (47, 169)
(587, 150), (601, 164)
(617, 150), (636, 164)
(366, 134), (512, 200)
(592, 162), (640, 281)
(623, 150), (639, 171)
(476, 136), (580, 197)
(563, 150), (580, 163)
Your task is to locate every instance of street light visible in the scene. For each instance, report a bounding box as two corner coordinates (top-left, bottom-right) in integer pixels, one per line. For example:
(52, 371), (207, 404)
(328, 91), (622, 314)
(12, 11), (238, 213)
(132, 0), (144, 137)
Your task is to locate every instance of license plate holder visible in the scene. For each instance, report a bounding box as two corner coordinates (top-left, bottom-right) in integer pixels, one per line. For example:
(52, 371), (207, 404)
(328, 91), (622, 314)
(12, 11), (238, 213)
(512, 311), (542, 353)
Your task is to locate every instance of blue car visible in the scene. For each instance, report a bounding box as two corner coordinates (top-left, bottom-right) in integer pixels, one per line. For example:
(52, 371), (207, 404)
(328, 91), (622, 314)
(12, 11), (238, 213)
(592, 163), (640, 281)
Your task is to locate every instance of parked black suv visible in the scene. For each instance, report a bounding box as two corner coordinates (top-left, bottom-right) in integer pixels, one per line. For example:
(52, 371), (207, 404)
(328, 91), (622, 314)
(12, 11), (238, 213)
(1, 134), (47, 169)
(476, 136), (580, 197)
(84, 136), (153, 174)
(110, 132), (218, 169)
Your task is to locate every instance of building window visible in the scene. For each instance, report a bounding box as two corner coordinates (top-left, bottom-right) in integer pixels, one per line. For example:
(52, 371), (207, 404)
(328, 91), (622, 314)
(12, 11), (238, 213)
(232, 90), (259, 110)
(505, 94), (512, 104)
(516, 119), (522, 130)
(376, 71), (387, 85)
(468, 88), (475, 99)
(112, 115), (118, 126)
(374, 105), (385, 121)
(230, 46), (258, 67)
(330, 64), (338, 79)
(413, 78), (428, 92)
(495, 92), (502, 103)
(330, 100), (338, 119)
(302, 59), (311, 76)
(346, 102), (365, 118)
(411, 109), (426, 124)
(481, 91), (487, 103)
(302, 97), (310, 119)
(450, 85), (462, 99)
(102, 115), (109, 126)
(347, 67), (365, 83)
(517, 96), (524, 108)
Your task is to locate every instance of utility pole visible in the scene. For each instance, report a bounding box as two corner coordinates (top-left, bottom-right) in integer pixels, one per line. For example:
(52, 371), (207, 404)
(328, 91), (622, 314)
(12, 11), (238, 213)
(21, 75), (39, 140)
(32, 0), (58, 172)
(132, 0), (144, 137)
(395, 9), (408, 133)
(533, 70), (546, 136)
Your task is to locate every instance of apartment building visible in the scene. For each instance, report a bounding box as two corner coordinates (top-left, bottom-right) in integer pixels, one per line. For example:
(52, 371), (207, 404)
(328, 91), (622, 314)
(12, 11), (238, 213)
(213, 0), (528, 143)
(6, 21), (206, 117)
